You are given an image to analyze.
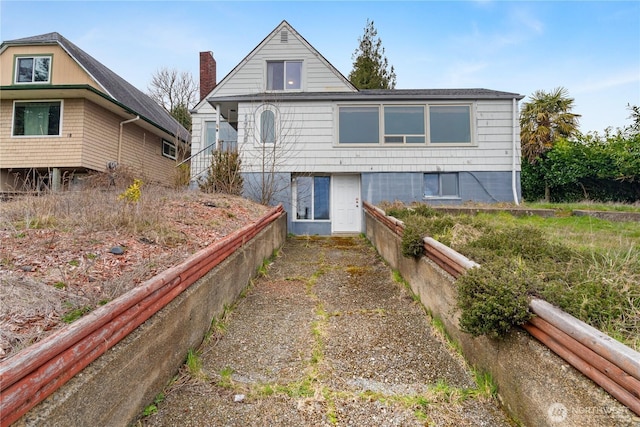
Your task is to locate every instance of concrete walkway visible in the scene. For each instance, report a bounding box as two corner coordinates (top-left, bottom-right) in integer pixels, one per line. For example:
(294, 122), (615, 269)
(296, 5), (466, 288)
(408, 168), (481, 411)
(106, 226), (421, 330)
(143, 236), (513, 426)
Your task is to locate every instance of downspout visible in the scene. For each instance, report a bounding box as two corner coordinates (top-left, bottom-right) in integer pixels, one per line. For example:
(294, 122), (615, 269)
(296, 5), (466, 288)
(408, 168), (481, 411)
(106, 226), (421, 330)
(215, 104), (221, 151)
(512, 98), (520, 205)
(118, 116), (140, 163)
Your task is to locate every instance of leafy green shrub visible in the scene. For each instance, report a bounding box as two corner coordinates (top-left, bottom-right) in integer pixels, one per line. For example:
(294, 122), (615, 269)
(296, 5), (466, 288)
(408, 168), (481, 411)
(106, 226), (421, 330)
(199, 150), (243, 195)
(457, 259), (534, 339)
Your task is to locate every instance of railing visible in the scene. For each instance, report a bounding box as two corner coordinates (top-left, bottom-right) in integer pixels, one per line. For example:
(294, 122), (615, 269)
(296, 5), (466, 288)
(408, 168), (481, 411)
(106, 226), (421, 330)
(178, 141), (238, 184)
(0, 204), (284, 427)
(363, 201), (640, 416)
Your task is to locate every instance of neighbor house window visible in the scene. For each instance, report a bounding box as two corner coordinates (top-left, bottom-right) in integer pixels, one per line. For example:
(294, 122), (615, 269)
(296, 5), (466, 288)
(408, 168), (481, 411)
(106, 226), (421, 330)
(384, 106), (425, 143)
(15, 56), (52, 84)
(267, 60), (302, 90)
(12, 101), (61, 136)
(424, 173), (459, 198)
(429, 105), (471, 143)
(294, 175), (330, 220)
(162, 140), (177, 160)
(338, 106), (379, 144)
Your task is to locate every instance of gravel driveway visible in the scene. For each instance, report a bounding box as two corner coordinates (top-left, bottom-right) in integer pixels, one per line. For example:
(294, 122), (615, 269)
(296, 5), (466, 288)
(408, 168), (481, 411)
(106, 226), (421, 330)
(140, 236), (513, 426)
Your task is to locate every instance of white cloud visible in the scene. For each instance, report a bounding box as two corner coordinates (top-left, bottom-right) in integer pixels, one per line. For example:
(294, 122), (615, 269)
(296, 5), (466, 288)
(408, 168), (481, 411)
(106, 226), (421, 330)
(573, 69), (640, 95)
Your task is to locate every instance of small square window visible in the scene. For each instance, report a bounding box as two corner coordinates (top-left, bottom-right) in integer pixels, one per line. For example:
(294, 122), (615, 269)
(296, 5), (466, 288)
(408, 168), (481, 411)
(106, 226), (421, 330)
(15, 56), (52, 84)
(424, 173), (459, 198)
(267, 61), (302, 90)
(162, 140), (177, 160)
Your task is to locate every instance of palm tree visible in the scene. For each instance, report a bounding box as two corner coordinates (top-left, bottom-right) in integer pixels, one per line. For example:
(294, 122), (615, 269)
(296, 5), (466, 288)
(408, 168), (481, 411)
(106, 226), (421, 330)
(520, 87), (580, 164)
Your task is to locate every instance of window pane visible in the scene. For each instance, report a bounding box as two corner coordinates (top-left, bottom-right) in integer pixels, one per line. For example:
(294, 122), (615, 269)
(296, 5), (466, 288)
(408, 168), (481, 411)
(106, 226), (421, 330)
(296, 176), (313, 219)
(339, 106), (379, 143)
(13, 101), (61, 136)
(313, 176), (330, 219)
(406, 136), (425, 143)
(441, 173), (458, 196)
(267, 62), (284, 90)
(34, 57), (50, 82)
(17, 58), (33, 82)
(429, 106), (471, 143)
(205, 121), (217, 153)
(260, 110), (275, 144)
(285, 61), (302, 89)
(423, 174), (438, 197)
(384, 106), (424, 135)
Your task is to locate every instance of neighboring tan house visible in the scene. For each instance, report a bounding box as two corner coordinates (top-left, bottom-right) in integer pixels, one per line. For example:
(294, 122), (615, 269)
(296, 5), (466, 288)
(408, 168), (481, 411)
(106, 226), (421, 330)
(191, 20), (524, 235)
(0, 32), (190, 192)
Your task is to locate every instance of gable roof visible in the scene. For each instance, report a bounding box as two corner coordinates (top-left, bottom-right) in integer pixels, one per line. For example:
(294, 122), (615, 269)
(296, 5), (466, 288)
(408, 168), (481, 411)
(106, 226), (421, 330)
(194, 20), (356, 110)
(1, 32), (189, 142)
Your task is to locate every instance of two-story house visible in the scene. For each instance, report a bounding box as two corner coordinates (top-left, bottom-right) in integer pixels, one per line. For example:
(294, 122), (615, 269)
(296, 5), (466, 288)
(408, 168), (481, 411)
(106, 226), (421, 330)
(191, 20), (524, 235)
(0, 32), (190, 192)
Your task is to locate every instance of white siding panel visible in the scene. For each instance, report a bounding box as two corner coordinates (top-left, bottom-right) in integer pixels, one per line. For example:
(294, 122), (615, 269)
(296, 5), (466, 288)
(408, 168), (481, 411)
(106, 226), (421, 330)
(237, 98), (519, 175)
(212, 26), (353, 97)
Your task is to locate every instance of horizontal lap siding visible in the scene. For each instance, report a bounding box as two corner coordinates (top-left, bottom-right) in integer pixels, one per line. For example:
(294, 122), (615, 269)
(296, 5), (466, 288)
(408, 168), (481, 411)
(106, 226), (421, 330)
(83, 100), (175, 185)
(212, 29), (353, 97)
(238, 99), (520, 174)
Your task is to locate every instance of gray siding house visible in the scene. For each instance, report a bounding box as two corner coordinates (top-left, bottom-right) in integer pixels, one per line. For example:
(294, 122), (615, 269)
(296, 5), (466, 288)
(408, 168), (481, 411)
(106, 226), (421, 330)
(191, 20), (524, 235)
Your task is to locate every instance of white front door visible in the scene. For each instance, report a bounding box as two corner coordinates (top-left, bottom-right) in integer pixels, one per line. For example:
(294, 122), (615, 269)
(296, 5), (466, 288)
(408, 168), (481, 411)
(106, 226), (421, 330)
(332, 175), (362, 233)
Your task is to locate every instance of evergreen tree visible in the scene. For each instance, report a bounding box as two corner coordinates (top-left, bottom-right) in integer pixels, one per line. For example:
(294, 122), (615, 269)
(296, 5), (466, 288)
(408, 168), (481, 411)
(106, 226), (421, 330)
(348, 19), (397, 89)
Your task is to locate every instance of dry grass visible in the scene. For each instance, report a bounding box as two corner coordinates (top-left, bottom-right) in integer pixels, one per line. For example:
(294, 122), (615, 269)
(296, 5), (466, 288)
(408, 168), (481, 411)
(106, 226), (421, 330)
(0, 185), (269, 360)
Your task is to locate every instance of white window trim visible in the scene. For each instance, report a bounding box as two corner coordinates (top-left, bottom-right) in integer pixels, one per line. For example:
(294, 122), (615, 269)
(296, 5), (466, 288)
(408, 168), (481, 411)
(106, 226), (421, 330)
(292, 174), (331, 222)
(265, 60), (304, 92)
(253, 104), (279, 147)
(335, 102), (476, 147)
(14, 55), (53, 84)
(162, 139), (177, 160)
(11, 99), (63, 138)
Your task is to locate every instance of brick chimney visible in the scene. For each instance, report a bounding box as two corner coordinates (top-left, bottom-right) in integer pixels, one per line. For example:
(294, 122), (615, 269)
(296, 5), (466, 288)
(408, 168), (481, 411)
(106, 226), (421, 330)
(199, 51), (217, 101)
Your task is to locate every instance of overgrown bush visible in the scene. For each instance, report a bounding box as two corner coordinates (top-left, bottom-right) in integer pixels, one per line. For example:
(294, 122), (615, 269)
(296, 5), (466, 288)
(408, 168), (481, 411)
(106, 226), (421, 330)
(457, 258), (534, 339)
(199, 150), (243, 195)
(386, 203), (638, 345)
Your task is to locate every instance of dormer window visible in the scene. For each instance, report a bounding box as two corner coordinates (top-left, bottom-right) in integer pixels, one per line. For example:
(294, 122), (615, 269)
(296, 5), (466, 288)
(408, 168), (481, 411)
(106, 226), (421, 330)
(15, 56), (52, 84)
(266, 60), (302, 90)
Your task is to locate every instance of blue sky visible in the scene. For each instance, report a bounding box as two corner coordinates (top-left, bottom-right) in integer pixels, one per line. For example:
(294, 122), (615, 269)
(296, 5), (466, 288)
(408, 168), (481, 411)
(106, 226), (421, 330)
(2, 1), (639, 134)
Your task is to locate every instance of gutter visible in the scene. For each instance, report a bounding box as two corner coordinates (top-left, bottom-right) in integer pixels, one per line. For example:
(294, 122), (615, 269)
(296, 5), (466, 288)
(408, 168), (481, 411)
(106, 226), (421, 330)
(118, 116), (140, 163)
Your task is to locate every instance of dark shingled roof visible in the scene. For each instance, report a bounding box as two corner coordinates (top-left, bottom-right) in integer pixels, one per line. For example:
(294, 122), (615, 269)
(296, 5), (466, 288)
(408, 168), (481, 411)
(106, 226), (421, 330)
(1, 32), (189, 142)
(209, 88), (524, 103)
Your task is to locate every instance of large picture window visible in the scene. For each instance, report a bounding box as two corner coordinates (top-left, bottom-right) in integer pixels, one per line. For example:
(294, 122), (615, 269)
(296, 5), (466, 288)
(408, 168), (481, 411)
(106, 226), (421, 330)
(338, 106), (379, 144)
(338, 103), (473, 145)
(384, 106), (425, 143)
(15, 56), (52, 84)
(294, 175), (330, 220)
(429, 105), (471, 143)
(12, 101), (61, 136)
(267, 60), (302, 90)
(424, 173), (459, 198)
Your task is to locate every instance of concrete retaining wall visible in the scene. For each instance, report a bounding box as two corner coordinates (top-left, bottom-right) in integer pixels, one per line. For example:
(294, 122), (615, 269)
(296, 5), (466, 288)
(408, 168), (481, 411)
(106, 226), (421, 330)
(16, 213), (288, 427)
(365, 211), (638, 427)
